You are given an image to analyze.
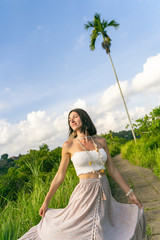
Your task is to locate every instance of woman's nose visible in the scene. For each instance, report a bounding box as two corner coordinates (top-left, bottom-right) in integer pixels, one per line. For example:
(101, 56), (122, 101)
(70, 119), (74, 124)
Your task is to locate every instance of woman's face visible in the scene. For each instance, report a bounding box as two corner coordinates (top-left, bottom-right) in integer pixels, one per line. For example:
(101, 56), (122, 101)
(69, 111), (82, 132)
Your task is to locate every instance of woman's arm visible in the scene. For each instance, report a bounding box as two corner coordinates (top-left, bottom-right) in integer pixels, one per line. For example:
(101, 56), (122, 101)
(102, 138), (142, 208)
(39, 141), (71, 217)
(104, 141), (130, 194)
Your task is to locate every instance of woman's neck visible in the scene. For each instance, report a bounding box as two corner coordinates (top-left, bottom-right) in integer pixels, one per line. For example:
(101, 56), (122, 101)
(76, 131), (89, 138)
(76, 132), (91, 142)
(77, 135), (91, 139)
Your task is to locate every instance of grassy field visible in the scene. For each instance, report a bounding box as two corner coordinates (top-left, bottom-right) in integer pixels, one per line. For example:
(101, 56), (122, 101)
(0, 163), (79, 240)
(121, 135), (160, 178)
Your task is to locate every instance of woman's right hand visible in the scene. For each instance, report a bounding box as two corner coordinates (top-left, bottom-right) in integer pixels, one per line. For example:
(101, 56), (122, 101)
(39, 203), (48, 217)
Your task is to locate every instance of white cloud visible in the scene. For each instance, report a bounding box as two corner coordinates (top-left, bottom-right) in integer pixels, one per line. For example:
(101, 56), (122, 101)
(99, 80), (129, 112)
(0, 111), (68, 156)
(0, 120), (20, 145)
(70, 98), (87, 110)
(132, 53), (160, 93)
(1, 53), (160, 156)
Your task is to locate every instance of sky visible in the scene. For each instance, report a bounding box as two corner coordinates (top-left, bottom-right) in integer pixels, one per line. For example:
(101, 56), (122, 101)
(0, 0), (160, 156)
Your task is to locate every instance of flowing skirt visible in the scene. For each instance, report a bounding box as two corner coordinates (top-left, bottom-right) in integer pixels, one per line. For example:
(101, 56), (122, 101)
(18, 175), (146, 240)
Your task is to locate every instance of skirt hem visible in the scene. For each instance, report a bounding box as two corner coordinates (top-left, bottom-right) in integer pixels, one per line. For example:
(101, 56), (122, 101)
(18, 225), (41, 240)
(130, 208), (146, 240)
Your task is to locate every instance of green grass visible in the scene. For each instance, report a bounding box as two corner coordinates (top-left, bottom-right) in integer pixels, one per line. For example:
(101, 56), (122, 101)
(146, 224), (152, 238)
(0, 164), (79, 240)
(0, 138), (129, 240)
(121, 136), (160, 178)
(0, 161), (119, 239)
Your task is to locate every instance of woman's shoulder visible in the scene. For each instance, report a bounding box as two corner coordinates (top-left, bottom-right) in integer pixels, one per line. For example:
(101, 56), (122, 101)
(63, 138), (77, 151)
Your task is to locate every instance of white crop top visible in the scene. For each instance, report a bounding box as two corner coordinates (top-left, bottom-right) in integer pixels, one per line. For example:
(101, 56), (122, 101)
(71, 148), (107, 176)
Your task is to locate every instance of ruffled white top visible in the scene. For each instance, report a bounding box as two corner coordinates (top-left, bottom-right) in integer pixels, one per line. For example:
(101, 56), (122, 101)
(71, 148), (107, 176)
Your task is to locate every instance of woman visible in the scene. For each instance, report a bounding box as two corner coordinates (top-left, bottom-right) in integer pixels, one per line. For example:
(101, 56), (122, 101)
(19, 108), (146, 240)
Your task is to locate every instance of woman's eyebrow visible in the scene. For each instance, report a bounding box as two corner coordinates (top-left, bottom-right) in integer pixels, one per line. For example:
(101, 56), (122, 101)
(69, 114), (77, 120)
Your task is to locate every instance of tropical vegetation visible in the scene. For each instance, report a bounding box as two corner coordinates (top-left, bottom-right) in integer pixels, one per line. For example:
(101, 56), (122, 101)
(0, 133), (128, 240)
(121, 106), (160, 177)
(0, 105), (159, 239)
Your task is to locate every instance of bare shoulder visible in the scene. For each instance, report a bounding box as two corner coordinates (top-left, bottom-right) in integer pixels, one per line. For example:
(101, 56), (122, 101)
(62, 139), (75, 153)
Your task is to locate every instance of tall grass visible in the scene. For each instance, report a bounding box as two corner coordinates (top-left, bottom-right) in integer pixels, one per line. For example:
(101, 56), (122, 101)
(121, 136), (160, 178)
(0, 159), (117, 239)
(101, 134), (128, 157)
(0, 163), (79, 240)
(0, 139), (123, 240)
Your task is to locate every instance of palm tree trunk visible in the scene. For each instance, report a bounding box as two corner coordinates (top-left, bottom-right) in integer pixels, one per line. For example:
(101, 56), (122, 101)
(107, 52), (137, 143)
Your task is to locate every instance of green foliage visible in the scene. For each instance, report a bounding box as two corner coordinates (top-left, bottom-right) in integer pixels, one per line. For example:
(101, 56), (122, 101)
(0, 167), (28, 208)
(0, 136), (125, 239)
(0, 158), (78, 239)
(0, 155), (16, 176)
(111, 130), (138, 140)
(101, 132), (128, 156)
(84, 12), (119, 51)
(122, 136), (160, 170)
(132, 106), (160, 138)
(1, 153), (8, 161)
(146, 224), (152, 237)
(0, 144), (62, 209)
(122, 106), (160, 178)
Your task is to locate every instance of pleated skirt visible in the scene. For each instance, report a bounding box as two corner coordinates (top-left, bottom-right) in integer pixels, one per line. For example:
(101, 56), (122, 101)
(18, 175), (146, 240)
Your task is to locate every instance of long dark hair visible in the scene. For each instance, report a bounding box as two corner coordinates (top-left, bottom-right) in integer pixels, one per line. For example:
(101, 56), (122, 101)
(68, 108), (97, 137)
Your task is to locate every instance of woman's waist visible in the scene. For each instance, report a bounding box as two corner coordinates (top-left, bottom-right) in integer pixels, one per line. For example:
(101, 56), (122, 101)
(78, 169), (106, 179)
(75, 165), (106, 176)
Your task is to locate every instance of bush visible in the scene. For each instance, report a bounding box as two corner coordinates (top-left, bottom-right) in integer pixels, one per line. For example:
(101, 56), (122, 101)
(101, 134), (128, 157)
(121, 136), (160, 177)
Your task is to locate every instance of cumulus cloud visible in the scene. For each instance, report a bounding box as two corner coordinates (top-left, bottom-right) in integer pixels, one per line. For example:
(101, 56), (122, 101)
(132, 53), (160, 93)
(0, 53), (160, 156)
(70, 98), (87, 110)
(0, 120), (20, 145)
(0, 111), (68, 156)
(99, 80), (129, 113)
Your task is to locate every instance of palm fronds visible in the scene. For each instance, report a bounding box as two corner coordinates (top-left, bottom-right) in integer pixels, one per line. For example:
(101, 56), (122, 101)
(84, 13), (119, 51)
(107, 20), (120, 29)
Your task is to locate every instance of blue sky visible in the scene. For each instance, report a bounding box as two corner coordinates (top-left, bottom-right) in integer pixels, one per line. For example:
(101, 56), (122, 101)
(0, 0), (160, 156)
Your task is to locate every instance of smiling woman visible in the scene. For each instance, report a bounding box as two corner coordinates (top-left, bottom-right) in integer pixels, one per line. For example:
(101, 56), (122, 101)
(68, 108), (97, 138)
(18, 108), (146, 240)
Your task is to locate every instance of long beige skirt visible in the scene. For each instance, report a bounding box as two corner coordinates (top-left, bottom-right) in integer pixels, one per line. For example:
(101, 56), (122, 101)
(18, 175), (146, 240)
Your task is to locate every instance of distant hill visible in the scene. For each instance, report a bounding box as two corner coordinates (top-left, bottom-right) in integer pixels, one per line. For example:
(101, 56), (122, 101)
(0, 155), (19, 175)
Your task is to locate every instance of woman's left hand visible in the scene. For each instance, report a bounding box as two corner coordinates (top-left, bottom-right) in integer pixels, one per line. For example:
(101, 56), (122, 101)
(128, 192), (143, 209)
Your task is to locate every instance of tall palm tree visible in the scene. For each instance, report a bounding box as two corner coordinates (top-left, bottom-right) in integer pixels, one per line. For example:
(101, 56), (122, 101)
(84, 13), (136, 142)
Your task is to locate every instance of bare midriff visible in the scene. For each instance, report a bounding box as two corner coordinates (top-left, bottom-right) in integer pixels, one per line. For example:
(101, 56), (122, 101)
(78, 169), (106, 179)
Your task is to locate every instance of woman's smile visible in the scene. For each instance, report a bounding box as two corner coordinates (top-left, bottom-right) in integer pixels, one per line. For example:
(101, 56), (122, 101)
(69, 111), (82, 130)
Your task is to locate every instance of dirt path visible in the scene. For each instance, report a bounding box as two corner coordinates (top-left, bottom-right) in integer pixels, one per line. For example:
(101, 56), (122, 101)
(112, 154), (160, 240)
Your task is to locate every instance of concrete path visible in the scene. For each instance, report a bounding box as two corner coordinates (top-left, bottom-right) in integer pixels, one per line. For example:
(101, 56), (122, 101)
(112, 154), (160, 240)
